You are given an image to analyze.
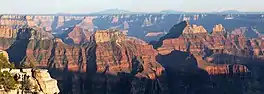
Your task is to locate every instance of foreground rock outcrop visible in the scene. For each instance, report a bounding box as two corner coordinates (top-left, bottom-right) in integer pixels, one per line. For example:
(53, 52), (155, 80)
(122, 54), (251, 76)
(0, 68), (60, 94)
(0, 50), (59, 94)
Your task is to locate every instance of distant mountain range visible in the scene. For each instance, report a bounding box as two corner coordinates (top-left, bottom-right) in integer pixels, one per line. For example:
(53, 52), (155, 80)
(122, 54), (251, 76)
(88, 9), (263, 15)
(89, 9), (132, 14)
(212, 10), (263, 14)
(216, 10), (241, 14)
(160, 10), (184, 14)
(3, 9), (262, 15)
(88, 9), (184, 14)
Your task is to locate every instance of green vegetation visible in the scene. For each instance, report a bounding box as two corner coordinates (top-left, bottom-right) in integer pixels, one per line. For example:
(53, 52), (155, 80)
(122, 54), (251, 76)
(21, 76), (34, 91)
(0, 53), (17, 91)
(0, 53), (14, 69)
(0, 71), (17, 91)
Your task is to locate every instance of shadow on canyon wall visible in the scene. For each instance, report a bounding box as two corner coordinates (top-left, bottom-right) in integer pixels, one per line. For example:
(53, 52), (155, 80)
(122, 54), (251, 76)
(6, 28), (32, 67)
(150, 21), (187, 49)
(46, 49), (258, 94)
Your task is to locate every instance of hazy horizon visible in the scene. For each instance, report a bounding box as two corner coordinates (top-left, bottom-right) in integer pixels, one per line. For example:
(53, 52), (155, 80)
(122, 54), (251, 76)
(0, 0), (263, 14)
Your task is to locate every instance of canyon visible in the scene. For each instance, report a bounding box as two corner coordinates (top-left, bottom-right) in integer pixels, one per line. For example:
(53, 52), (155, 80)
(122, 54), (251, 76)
(0, 14), (264, 94)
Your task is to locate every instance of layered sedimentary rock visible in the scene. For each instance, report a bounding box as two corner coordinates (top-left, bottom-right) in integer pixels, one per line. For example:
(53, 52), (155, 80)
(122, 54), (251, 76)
(0, 15), (27, 26)
(2, 28), (167, 93)
(33, 69), (60, 94)
(95, 30), (164, 79)
(152, 21), (258, 94)
(212, 24), (225, 34)
(156, 21), (253, 75)
(67, 26), (92, 44)
(25, 38), (86, 72)
(145, 32), (165, 37)
(88, 30), (167, 94)
(0, 26), (17, 38)
(0, 26), (17, 50)
(183, 23), (207, 34)
(94, 30), (125, 43)
(204, 64), (250, 75)
(2, 14), (264, 94)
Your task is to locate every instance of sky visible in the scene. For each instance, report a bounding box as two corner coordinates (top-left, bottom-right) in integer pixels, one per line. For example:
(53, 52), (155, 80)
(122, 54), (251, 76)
(0, 0), (263, 14)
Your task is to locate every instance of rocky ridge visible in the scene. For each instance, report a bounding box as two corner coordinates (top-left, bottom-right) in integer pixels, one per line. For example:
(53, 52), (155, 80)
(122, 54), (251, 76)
(156, 21), (251, 75)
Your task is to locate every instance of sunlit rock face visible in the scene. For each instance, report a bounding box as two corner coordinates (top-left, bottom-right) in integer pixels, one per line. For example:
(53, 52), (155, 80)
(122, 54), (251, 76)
(94, 30), (126, 43)
(204, 64), (250, 75)
(212, 24), (225, 35)
(93, 30), (164, 77)
(0, 28), (167, 93)
(0, 15), (27, 26)
(67, 26), (92, 44)
(0, 26), (17, 38)
(88, 30), (167, 94)
(183, 23), (208, 34)
(0, 26), (17, 50)
(145, 32), (165, 37)
(155, 21), (255, 76)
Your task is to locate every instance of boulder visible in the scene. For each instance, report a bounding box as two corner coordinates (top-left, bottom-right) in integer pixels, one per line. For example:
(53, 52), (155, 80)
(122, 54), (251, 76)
(33, 69), (60, 94)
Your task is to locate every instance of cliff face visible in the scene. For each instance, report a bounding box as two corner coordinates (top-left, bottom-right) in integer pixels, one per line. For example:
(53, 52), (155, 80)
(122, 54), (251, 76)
(156, 22), (258, 75)
(183, 22), (207, 34)
(67, 26), (92, 44)
(87, 30), (167, 94)
(212, 24), (225, 35)
(153, 22), (257, 94)
(0, 15), (27, 26)
(95, 30), (163, 78)
(2, 29), (167, 93)
(25, 38), (87, 72)
(204, 64), (249, 75)
(0, 26), (17, 50)
(0, 26), (17, 39)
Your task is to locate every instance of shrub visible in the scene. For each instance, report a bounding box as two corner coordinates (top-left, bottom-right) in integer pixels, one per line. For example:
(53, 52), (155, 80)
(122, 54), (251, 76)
(0, 53), (14, 69)
(0, 71), (17, 91)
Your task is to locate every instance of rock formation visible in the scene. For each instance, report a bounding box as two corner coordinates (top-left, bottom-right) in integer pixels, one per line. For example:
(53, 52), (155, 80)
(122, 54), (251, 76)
(0, 68), (60, 94)
(67, 26), (92, 44)
(87, 30), (167, 94)
(1, 28), (168, 93)
(145, 32), (165, 37)
(183, 24), (207, 34)
(0, 26), (17, 38)
(212, 24), (225, 35)
(155, 21), (252, 75)
(94, 30), (126, 43)
(33, 69), (60, 94)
